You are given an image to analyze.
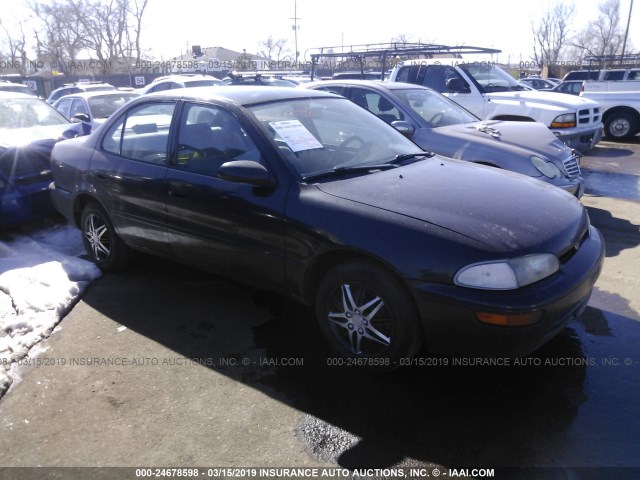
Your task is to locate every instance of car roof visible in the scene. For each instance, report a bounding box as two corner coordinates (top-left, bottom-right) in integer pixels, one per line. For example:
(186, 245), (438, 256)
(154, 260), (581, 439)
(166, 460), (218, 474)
(305, 79), (433, 92)
(0, 91), (40, 99)
(143, 85), (337, 106)
(53, 90), (140, 101)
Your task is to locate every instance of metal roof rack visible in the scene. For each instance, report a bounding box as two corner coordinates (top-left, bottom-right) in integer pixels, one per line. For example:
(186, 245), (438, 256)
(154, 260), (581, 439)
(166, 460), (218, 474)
(307, 43), (501, 80)
(584, 54), (640, 68)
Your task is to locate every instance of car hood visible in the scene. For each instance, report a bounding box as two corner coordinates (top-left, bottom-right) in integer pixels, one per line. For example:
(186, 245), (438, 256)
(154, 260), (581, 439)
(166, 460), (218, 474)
(315, 157), (587, 254)
(0, 123), (86, 149)
(487, 90), (600, 109)
(415, 120), (568, 163)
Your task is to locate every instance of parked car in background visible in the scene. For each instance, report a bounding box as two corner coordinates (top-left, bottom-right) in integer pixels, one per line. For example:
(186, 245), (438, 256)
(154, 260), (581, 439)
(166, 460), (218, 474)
(139, 74), (225, 94)
(223, 73), (297, 87)
(519, 77), (558, 90)
(49, 86), (604, 365)
(46, 81), (116, 105)
(389, 58), (603, 151)
(305, 80), (584, 197)
(0, 92), (89, 227)
(331, 71), (384, 80)
(53, 91), (139, 130)
(0, 80), (37, 96)
(550, 80), (584, 96)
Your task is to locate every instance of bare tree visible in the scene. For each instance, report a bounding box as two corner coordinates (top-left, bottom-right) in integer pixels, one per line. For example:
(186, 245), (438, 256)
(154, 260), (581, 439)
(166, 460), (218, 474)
(0, 20), (28, 74)
(129, 0), (150, 63)
(531, 2), (575, 73)
(31, 0), (90, 74)
(259, 36), (290, 64)
(29, 0), (150, 74)
(572, 0), (625, 61)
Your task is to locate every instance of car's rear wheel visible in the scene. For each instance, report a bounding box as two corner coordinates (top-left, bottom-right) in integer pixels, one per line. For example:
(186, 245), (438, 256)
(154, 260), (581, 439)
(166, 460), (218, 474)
(80, 202), (130, 272)
(315, 260), (423, 369)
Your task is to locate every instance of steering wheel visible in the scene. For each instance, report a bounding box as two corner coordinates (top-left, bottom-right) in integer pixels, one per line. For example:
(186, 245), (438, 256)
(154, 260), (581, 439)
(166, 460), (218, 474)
(429, 113), (444, 125)
(337, 136), (364, 152)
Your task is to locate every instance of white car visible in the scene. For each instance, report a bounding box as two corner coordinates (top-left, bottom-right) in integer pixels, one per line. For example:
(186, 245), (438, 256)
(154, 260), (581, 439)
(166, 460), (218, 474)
(519, 77), (558, 90)
(139, 74), (225, 94)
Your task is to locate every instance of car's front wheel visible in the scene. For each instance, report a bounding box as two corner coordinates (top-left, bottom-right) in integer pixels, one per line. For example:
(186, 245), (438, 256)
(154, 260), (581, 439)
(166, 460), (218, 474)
(315, 260), (423, 368)
(604, 111), (638, 141)
(80, 202), (130, 272)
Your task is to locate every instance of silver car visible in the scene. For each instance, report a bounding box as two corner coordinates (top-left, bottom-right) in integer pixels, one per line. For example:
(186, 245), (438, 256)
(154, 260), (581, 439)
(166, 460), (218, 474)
(53, 91), (139, 130)
(304, 80), (584, 197)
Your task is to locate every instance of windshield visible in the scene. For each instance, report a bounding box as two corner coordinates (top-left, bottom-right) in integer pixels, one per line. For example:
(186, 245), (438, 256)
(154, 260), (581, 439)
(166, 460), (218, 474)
(88, 93), (138, 119)
(0, 97), (70, 128)
(460, 64), (529, 93)
(394, 88), (478, 126)
(248, 97), (424, 179)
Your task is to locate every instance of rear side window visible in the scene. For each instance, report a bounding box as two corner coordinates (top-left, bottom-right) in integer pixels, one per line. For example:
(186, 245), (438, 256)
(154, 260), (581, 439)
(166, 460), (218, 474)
(602, 71), (625, 80)
(102, 102), (176, 164)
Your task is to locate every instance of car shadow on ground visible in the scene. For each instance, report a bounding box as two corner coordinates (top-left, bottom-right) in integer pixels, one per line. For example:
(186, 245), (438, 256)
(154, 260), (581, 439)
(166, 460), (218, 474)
(80, 252), (599, 469)
(585, 206), (640, 257)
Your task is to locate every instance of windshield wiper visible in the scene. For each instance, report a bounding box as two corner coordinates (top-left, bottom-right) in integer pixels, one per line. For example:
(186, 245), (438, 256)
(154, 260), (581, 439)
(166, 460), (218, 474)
(304, 163), (399, 182)
(392, 152), (435, 163)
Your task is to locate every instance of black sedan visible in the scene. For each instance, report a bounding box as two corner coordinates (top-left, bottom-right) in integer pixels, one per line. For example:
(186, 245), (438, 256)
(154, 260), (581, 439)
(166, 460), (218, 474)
(49, 86), (604, 366)
(304, 80), (584, 197)
(1, 92), (89, 227)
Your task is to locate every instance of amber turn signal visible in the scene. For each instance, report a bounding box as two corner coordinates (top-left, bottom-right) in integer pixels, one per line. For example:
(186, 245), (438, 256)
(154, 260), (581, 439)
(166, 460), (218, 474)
(475, 311), (542, 327)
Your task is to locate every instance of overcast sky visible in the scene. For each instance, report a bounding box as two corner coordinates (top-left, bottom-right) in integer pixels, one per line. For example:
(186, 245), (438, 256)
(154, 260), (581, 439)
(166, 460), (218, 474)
(4, 0), (639, 64)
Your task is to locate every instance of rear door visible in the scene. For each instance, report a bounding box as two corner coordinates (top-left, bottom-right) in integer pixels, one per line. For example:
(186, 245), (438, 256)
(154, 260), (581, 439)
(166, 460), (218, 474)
(90, 100), (176, 253)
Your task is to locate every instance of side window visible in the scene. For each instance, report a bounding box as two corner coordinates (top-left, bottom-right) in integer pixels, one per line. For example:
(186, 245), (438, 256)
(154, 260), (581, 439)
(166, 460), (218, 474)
(173, 103), (261, 176)
(395, 66), (419, 84)
(350, 88), (403, 123)
(70, 99), (89, 117)
(55, 98), (72, 118)
(424, 66), (468, 93)
(102, 102), (176, 164)
(603, 71), (625, 81)
(315, 85), (346, 96)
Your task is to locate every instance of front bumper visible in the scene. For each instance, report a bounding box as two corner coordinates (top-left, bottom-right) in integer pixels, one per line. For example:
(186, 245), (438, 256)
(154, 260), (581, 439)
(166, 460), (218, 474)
(557, 178), (585, 198)
(408, 225), (605, 358)
(553, 124), (603, 152)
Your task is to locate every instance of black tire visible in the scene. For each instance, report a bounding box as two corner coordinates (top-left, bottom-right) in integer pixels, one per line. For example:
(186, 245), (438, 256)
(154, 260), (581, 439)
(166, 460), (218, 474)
(80, 202), (131, 272)
(315, 260), (423, 368)
(604, 112), (638, 141)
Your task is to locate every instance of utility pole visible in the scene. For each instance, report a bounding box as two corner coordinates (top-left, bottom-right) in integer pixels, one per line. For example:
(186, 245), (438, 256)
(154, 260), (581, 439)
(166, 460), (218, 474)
(291, 0), (300, 61)
(621, 0), (634, 58)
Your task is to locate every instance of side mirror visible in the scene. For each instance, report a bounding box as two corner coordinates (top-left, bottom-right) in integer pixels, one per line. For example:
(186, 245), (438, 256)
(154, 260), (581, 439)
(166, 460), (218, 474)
(218, 160), (275, 187)
(391, 121), (416, 137)
(446, 78), (470, 93)
(73, 113), (91, 123)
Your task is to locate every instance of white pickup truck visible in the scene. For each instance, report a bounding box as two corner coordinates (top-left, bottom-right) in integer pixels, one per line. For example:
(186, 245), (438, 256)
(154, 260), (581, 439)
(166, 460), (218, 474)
(388, 59), (603, 151)
(582, 80), (640, 93)
(579, 85), (640, 140)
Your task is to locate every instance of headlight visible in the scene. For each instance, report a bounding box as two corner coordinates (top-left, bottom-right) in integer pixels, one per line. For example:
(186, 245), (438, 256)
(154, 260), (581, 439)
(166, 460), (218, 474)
(550, 113), (576, 128)
(530, 156), (562, 178)
(455, 253), (560, 290)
